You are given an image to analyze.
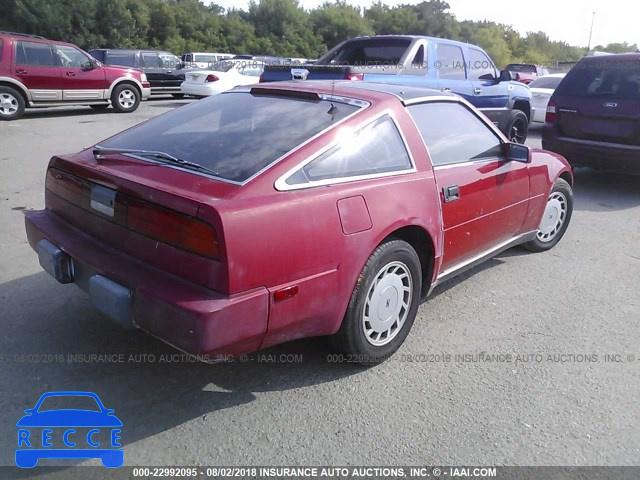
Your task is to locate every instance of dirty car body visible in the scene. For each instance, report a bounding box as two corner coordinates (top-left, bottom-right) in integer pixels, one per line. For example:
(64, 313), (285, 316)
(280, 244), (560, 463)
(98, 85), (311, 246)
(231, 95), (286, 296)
(24, 81), (573, 362)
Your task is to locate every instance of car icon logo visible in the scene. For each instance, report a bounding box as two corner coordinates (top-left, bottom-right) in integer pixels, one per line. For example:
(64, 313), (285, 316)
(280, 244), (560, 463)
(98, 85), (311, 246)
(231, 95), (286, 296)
(15, 391), (123, 468)
(603, 102), (618, 108)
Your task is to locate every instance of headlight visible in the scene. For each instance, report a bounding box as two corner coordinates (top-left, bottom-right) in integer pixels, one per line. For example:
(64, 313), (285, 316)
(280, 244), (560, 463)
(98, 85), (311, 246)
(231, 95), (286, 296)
(141, 73), (148, 83)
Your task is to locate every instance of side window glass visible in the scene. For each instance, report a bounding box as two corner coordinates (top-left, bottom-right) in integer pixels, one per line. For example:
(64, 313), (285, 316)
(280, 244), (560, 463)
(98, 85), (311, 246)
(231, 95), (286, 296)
(15, 41), (56, 67)
(436, 44), (466, 80)
(408, 102), (503, 166)
(106, 51), (136, 68)
(287, 115), (412, 186)
(55, 45), (91, 69)
(0, 39), (3, 62)
(142, 53), (161, 68)
(468, 49), (496, 80)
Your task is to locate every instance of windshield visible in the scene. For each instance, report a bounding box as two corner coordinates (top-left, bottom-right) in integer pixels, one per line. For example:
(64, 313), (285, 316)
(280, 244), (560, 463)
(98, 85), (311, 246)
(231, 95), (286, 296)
(529, 76), (564, 89)
(555, 60), (640, 98)
(97, 91), (361, 183)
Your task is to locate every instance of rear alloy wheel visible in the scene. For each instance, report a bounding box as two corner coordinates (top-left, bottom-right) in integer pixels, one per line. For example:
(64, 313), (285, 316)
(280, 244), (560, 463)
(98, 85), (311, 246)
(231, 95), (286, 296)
(523, 178), (573, 252)
(505, 110), (529, 144)
(111, 84), (140, 113)
(331, 239), (422, 364)
(0, 86), (26, 121)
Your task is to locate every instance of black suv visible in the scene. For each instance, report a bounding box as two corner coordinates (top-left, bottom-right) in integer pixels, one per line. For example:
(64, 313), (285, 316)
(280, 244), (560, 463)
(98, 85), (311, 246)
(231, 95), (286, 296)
(542, 53), (640, 172)
(89, 49), (185, 97)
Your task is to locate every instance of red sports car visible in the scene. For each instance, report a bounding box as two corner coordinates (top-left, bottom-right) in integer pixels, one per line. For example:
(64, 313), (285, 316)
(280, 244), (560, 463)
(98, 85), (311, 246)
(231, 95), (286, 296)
(25, 81), (573, 363)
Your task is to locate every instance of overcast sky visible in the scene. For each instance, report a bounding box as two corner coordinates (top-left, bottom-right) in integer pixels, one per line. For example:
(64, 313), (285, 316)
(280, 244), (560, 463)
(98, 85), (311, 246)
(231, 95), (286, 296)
(212, 0), (639, 48)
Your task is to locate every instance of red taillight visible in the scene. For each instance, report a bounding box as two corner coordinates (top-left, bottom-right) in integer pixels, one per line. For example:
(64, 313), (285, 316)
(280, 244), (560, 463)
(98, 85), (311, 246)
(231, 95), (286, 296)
(205, 74), (219, 83)
(127, 199), (220, 260)
(46, 168), (84, 206)
(344, 73), (363, 81)
(545, 100), (557, 124)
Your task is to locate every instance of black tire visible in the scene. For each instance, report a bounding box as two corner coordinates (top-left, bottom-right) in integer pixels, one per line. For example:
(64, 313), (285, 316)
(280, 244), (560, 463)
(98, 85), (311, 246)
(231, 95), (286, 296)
(331, 239), (422, 365)
(504, 109), (529, 143)
(523, 178), (573, 252)
(0, 86), (26, 121)
(110, 83), (141, 113)
(171, 93), (185, 98)
(90, 104), (110, 111)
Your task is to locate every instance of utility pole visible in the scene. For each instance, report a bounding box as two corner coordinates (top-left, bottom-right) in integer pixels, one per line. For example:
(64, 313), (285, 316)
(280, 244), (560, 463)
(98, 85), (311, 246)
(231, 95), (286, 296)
(587, 11), (596, 54)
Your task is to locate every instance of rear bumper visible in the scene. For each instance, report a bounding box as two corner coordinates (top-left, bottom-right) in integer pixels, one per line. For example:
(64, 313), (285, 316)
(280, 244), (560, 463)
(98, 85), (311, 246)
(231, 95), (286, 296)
(180, 82), (220, 97)
(542, 127), (640, 172)
(24, 209), (268, 358)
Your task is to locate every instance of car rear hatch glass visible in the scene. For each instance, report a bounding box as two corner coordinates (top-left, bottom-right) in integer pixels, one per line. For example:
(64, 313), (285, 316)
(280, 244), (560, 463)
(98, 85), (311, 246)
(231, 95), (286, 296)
(96, 90), (361, 183)
(553, 58), (640, 145)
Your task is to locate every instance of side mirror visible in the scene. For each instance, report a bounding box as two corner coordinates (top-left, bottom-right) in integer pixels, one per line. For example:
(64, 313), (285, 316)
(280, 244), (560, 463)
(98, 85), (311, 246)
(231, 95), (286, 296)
(81, 61), (95, 71)
(499, 69), (515, 82)
(504, 142), (530, 163)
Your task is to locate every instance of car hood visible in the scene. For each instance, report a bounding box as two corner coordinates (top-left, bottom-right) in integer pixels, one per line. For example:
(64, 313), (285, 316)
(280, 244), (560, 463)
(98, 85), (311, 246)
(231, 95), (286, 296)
(16, 410), (123, 427)
(103, 65), (145, 78)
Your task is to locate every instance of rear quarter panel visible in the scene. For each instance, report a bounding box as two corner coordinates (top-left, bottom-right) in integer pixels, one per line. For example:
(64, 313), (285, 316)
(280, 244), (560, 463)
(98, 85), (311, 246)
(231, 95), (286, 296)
(211, 101), (443, 346)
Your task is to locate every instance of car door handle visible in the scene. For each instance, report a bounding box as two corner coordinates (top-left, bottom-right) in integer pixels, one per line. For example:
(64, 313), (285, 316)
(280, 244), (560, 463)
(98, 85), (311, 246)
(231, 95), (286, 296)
(441, 87), (451, 93)
(443, 185), (460, 202)
(474, 88), (482, 95)
(15, 69), (27, 75)
(66, 71), (76, 77)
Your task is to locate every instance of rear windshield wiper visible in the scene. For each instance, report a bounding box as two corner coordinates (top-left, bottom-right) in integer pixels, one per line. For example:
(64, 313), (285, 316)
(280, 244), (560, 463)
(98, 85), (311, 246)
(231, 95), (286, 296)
(92, 147), (220, 177)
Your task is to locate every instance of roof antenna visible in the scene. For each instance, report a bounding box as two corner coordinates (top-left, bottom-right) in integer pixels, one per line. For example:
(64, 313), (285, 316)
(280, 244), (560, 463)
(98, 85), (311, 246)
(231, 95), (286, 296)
(327, 80), (338, 117)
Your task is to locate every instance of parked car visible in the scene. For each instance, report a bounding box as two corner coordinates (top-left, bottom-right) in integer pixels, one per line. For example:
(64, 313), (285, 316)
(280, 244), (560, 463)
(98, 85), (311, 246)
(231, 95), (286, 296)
(181, 52), (233, 69)
(505, 63), (550, 84)
(260, 35), (534, 143)
(542, 53), (640, 172)
(0, 31), (150, 120)
(529, 73), (566, 123)
(88, 48), (184, 97)
(180, 59), (264, 97)
(25, 81), (573, 364)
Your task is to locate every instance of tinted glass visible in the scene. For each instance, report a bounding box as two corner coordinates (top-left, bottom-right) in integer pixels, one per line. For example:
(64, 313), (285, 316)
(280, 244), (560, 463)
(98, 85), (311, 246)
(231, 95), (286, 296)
(56, 45), (91, 68)
(15, 41), (56, 67)
(288, 115), (411, 185)
(506, 64), (537, 73)
(408, 102), (502, 166)
(468, 48), (495, 80)
(105, 51), (136, 67)
(142, 52), (161, 68)
(436, 44), (466, 80)
(529, 76), (564, 89)
(98, 92), (360, 183)
(323, 38), (411, 66)
(159, 53), (180, 68)
(555, 60), (640, 99)
(0, 39), (3, 62)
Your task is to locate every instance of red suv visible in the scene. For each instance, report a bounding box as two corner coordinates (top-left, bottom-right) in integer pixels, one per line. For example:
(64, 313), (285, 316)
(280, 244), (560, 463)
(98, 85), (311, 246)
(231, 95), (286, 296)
(0, 31), (151, 120)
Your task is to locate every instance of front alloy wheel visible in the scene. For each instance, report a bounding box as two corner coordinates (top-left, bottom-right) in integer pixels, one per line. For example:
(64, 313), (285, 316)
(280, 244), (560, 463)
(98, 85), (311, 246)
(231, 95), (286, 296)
(523, 178), (573, 252)
(0, 86), (26, 120)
